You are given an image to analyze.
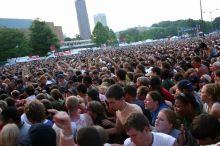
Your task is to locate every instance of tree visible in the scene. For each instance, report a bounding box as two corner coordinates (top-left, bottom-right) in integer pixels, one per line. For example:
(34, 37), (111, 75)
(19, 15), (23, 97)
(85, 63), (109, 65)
(64, 37), (71, 41)
(29, 19), (59, 56)
(92, 22), (109, 46)
(91, 22), (118, 47)
(0, 28), (32, 61)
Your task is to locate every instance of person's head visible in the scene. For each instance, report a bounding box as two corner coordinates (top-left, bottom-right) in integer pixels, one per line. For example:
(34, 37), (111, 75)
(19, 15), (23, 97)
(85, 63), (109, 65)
(174, 93), (199, 117)
(77, 83), (87, 95)
(192, 113), (220, 145)
(214, 69), (220, 83)
(124, 113), (150, 146)
(87, 101), (105, 120)
(136, 76), (149, 88)
(65, 96), (79, 113)
(199, 74), (212, 88)
(155, 109), (177, 133)
(1, 107), (21, 125)
(50, 89), (63, 100)
(191, 56), (201, 68)
(212, 61), (220, 71)
(135, 64), (145, 74)
(25, 84), (35, 96)
(25, 100), (46, 124)
(116, 69), (127, 81)
(10, 90), (20, 99)
(124, 85), (137, 103)
(137, 86), (149, 101)
(83, 76), (93, 88)
(38, 75), (47, 86)
(144, 91), (162, 112)
(57, 74), (65, 82)
(200, 83), (220, 103)
(76, 126), (102, 146)
(93, 125), (109, 145)
(151, 67), (161, 77)
(177, 79), (194, 94)
(87, 88), (100, 102)
(105, 84), (125, 111)
(0, 123), (20, 146)
(29, 123), (57, 146)
(160, 69), (172, 80)
(149, 76), (162, 90)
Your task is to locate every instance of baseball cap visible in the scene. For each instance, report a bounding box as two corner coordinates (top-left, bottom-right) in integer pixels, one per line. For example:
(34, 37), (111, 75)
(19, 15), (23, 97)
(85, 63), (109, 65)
(178, 79), (194, 91)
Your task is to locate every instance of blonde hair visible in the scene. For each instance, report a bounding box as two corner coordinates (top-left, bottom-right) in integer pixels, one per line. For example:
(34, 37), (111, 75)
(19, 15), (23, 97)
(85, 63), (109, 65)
(65, 96), (79, 112)
(0, 123), (20, 146)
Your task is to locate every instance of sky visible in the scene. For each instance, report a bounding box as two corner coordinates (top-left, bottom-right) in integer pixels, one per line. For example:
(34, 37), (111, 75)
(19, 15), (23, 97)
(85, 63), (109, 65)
(0, 0), (220, 38)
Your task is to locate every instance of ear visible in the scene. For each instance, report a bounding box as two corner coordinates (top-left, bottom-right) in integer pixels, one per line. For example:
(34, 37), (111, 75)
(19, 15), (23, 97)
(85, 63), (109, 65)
(143, 127), (151, 133)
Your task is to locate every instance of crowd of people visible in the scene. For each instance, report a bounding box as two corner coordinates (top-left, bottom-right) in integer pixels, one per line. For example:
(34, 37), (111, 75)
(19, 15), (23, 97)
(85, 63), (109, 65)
(0, 33), (220, 146)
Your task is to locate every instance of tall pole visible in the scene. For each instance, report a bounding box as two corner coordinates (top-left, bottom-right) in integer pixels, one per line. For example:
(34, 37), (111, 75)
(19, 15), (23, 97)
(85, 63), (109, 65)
(200, 0), (203, 21)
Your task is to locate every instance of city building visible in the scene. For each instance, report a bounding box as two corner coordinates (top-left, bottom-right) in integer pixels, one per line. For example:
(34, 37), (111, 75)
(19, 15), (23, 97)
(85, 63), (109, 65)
(94, 13), (107, 26)
(0, 18), (64, 42)
(75, 0), (91, 40)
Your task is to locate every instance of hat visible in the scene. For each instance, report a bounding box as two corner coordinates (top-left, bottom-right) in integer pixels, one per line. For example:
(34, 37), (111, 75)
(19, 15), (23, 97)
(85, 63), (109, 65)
(178, 79), (193, 91)
(29, 123), (56, 146)
(57, 74), (64, 79)
(213, 61), (220, 68)
(201, 74), (211, 83)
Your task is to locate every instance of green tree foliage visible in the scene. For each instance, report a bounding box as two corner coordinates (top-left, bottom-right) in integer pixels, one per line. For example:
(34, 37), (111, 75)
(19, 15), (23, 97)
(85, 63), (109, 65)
(92, 22), (118, 46)
(64, 37), (71, 41)
(29, 19), (59, 56)
(0, 28), (32, 61)
(119, 18), (220, 43)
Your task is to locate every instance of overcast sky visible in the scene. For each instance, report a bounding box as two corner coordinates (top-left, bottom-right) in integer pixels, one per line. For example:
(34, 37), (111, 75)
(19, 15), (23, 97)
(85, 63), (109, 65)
(0, 0), (220, 37)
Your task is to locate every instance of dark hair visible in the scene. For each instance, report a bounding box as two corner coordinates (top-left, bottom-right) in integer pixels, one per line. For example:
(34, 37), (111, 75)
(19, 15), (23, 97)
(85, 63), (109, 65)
(124, 113), (150, 132)
(192, 113), (220, 140)
(83, 76), (93, 85)
(147, 91), (163, 103)
(1, 107), (21, 124)
(192, 56), (201, 63)
(124, 85), (137, 98)
(160, 69), (172, 79)
(116, 69), (127, 81)
(150, 76), (162, 86)
(136, 64), (145, 74)
(25, 100), (46, 123)
(151, 67), (161, 76)
(175, 93), (199, 110)
(87, 88), (101, 102)
(77, 83), (87, 94)
(25, 85), (35, 96)
(76, 126), (102, 146)
(105, 84), (124, 100)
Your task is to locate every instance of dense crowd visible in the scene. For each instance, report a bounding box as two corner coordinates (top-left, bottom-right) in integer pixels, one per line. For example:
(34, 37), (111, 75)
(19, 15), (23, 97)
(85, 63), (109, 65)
(0, 33), (220, 146)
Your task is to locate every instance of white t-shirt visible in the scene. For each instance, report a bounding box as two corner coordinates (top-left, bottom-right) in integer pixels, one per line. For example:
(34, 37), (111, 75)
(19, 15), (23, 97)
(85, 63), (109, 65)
(124, 132), (176, 146)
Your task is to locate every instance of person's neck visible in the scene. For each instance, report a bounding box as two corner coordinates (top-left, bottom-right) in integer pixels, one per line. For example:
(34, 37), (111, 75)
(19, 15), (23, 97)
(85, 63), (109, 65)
(69, 111), (80, 121)
(119, 101), (127, 112)
(142, 132), (153, 146)
(151, 104), (159, 112)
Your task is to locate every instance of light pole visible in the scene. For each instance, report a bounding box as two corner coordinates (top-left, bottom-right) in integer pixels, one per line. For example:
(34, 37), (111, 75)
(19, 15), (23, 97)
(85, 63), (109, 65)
(200, 0), (203, 21)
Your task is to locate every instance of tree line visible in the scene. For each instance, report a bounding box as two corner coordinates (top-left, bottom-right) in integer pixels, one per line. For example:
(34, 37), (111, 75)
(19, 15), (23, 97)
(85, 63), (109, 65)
(0, 19), (59, 62)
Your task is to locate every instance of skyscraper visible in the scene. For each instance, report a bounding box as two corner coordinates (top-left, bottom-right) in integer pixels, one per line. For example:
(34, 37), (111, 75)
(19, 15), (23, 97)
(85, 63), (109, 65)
(75, 0), (91, 40)
(94, 13), (107, 26)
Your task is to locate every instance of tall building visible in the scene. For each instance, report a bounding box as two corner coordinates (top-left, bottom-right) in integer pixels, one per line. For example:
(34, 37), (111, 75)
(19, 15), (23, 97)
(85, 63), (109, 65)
(75, 0), (91, 40)
(94, 13), (107, 26)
